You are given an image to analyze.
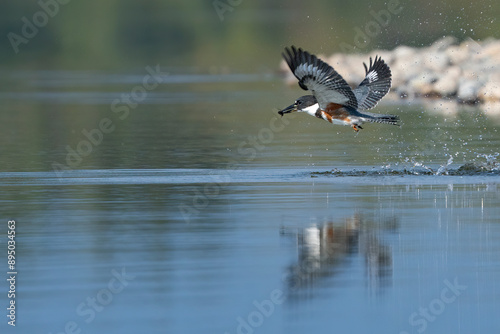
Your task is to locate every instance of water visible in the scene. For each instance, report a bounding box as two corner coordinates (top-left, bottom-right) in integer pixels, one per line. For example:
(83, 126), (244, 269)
(1, 70), (500, 334)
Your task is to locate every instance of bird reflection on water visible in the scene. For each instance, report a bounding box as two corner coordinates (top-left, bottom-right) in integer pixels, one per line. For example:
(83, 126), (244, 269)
(281, 214), (396, 299)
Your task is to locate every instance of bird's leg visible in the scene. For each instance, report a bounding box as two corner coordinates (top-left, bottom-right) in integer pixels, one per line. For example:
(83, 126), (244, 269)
(351, 124), (363, 132)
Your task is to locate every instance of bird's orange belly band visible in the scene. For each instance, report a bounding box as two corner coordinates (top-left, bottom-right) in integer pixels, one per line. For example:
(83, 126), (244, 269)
(323, 103), (351, 123)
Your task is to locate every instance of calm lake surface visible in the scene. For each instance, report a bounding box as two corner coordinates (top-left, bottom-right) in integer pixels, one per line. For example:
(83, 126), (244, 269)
(1, 70), (500, 334)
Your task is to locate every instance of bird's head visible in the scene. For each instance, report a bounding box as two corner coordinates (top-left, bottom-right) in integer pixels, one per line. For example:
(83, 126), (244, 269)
(278, 95), (318, 116)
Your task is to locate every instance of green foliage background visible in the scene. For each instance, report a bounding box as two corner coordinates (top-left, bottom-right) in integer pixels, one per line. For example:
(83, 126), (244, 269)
(1, 0), (499, 71)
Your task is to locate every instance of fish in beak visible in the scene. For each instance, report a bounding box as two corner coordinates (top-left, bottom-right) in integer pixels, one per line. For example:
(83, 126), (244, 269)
(278, 103), (296, 116)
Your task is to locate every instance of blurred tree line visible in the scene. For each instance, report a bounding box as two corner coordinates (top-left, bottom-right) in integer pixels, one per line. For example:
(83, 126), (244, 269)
(0, 0), (499, 71)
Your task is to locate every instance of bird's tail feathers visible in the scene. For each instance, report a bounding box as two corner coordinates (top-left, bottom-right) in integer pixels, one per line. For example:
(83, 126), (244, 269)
(360, 112), (399, 126)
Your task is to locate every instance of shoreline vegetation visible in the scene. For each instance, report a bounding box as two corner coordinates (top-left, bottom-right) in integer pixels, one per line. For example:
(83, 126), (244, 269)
(281, 37), (500, 111)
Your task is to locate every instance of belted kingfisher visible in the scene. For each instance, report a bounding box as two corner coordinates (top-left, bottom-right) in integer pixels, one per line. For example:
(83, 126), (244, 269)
(279, 46), (398, 132)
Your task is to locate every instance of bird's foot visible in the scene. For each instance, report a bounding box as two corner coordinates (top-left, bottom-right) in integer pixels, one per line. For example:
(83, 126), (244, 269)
(352, 124), (363, 132)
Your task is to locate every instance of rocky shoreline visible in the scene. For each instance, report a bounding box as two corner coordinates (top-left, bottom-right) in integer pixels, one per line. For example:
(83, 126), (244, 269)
(281, 36), (500, 106)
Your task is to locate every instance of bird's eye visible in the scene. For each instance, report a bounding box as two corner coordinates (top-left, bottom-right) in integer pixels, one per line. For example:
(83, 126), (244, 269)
(295, 100), (301, 105)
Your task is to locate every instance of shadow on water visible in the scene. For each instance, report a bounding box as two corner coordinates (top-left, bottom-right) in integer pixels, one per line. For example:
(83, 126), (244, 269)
(281, 214), (396, 301)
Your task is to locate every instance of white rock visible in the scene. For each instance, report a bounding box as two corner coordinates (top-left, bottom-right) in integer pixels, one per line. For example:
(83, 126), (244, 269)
(433, 78), (458, 96)
(445, 45), (469, 65)
(478, 81), (500, 102)
(431, 66), (461, 96)
(423, 52), (450, 72)
(393, 45), (415, 59)
(457, 79), (482, 102)
(409, 72), (439, 95)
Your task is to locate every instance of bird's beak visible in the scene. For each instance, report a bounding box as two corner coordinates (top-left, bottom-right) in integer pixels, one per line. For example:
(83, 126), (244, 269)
(278, 104), (296, 116)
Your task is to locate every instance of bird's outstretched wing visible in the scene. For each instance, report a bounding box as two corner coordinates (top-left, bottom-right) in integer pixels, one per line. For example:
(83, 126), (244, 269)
(282, 46), (358, 110)
(353, 56), (392, 111)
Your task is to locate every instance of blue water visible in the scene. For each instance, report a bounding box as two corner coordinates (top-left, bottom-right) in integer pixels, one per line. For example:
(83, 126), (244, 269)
(1, 71), (500, 334)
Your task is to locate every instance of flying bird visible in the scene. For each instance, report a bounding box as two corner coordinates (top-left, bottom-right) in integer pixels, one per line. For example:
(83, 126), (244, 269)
(279, 46), (398, 132)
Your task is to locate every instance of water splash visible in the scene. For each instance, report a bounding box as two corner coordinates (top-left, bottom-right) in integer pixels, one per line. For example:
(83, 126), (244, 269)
(312, 153), (499, 177)
(410, 158), (436, 175)
(477, 153), (499, 168)
(436, 155), (454, 175)
(455, 153), (500, 175)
